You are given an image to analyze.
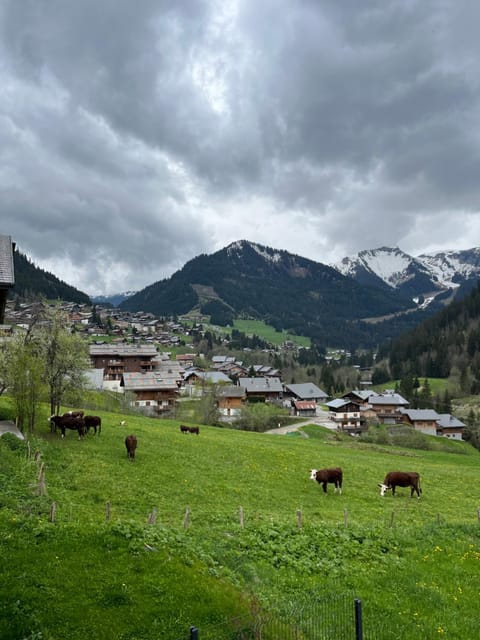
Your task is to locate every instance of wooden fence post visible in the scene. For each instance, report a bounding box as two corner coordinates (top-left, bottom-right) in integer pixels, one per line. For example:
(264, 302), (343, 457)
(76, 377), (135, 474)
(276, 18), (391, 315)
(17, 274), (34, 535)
(344, 509), (349, 528)
(389, 511), (395, 528)
(477, 507), (480, 523)
(239, 506), (244, 528)
(184, 507), (190, 529)
(105, 501), (111, 523)
(148, 508), (158, 525)
(296, 509), (302, 528)
(49, 502), (56, 523)
(37, 463), (46, 496)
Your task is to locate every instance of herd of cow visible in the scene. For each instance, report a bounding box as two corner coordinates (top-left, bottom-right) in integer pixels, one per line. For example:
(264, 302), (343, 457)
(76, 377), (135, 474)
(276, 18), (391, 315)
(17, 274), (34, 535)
(309, 467), (422, 498)
(47, 416), (423, 493)
(49, 411), (102, 438)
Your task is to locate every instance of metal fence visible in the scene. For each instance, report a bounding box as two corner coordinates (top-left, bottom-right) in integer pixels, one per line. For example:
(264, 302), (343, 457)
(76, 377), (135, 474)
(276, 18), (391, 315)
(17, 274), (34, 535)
(177, 595), (365, 640)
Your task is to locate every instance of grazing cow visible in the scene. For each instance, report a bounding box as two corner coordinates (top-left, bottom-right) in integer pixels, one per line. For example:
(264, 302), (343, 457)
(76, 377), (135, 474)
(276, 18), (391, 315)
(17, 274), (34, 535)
(180, 424), (190, 434)
(189, 426), (199, 435)
(125, 434), (137, 461)
(84, 415), (102, 435)
(309, 468), (343, 494)
(50, 415), (86, 439)
(378, 471), (421, 498)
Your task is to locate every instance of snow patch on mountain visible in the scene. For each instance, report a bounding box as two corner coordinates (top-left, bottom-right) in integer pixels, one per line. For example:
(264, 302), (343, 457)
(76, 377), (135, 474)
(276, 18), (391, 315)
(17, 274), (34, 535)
(418, 248), (480, 289)
(227, 240), (282, 263)
(337, 247), (418, 287)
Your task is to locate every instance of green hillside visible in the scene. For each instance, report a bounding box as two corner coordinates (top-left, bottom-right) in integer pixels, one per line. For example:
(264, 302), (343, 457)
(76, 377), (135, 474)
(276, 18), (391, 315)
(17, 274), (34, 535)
(1, 403), (480, 639)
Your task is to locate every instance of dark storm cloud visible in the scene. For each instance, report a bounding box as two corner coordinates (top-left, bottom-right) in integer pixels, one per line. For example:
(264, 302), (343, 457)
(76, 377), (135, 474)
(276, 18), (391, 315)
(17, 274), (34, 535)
(1, 0), (479, 293)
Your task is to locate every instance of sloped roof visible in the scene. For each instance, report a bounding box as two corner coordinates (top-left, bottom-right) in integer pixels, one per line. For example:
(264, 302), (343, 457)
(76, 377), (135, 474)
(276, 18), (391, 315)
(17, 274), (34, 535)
(436, 414), (466, 429)
(0, 235), (14, 286)
(238, 377), (283, 393)
(89, 344), (158, 357)
(399, 408), (440, 421)
(369, 393), (408, 406)
(215, 385), (246, 399)
(121, 371), (179, 390)
(293, 400), (317, 410)
(285, 383), (328, 399)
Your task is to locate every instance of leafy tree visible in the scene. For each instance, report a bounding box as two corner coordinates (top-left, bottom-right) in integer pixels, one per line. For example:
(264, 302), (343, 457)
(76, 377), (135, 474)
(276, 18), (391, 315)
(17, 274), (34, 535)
(39, 305), (90, 416)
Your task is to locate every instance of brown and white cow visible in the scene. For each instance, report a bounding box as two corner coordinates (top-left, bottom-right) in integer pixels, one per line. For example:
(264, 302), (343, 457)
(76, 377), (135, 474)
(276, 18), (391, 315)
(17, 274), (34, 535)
(309, 467), (343, 494)
(378, 471), (421, 498)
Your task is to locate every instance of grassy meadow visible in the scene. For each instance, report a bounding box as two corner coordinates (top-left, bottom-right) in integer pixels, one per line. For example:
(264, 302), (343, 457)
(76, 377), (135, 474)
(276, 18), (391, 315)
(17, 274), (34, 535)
(1, 401), (480, 639)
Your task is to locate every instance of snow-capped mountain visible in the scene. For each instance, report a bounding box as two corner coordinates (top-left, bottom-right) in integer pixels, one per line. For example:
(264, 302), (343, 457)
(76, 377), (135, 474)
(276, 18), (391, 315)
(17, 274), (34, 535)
(333, 247), (480, 303)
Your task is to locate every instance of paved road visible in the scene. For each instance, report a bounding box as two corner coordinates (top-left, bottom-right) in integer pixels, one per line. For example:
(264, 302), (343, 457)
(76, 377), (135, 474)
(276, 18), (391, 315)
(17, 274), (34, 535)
(0, 420), (24, 439)
(265, 410), (337, 435)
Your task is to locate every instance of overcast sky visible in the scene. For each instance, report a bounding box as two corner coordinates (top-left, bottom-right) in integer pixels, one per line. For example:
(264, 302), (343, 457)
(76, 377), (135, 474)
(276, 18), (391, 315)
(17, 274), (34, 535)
(2, 1), (480, 295)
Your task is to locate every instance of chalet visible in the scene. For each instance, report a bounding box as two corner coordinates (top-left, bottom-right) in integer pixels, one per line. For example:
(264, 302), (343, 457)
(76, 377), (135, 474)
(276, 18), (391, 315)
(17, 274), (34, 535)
(238, 377), (284, 402)
(399, 408), (440, 436)
(342, 389), (372, 405)
(215, 385), (247, 417)
(368, 391), (409, 424)
(436, 414), (466, 440)
(325, 398), (367, 433)
(120, 371), (179, 415)
(89, 344), (158, 390)
(0, 235), (15, 324)
(176, 353), (196, 368)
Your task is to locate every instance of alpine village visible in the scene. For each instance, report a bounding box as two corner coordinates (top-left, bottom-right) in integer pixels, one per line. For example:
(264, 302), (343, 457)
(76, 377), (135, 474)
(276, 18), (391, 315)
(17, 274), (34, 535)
(2, 233), (480, 639)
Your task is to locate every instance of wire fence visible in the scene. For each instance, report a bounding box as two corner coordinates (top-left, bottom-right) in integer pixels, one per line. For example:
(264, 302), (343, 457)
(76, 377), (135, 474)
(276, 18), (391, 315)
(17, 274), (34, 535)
(176, 595), (365, 640)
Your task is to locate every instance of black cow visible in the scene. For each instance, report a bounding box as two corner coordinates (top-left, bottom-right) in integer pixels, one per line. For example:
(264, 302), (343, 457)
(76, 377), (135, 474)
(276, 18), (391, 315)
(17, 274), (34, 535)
(189, 426), (199, 435)
(50, 415), (86, 439)
(180, 425), (190, 434)
(378, 471), (421, 498)
(84, 415), (102, 435)
(125, 434), (137, 461)
(309, 467), (343, 494)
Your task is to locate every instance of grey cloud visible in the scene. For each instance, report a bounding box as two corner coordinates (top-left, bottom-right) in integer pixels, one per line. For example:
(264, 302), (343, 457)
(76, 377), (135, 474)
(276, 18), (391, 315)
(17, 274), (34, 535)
(1, 1), (479, 293)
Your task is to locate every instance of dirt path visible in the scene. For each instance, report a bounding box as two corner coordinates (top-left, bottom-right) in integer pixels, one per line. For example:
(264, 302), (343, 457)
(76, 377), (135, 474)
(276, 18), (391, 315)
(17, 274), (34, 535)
(264, 411), (337, 436)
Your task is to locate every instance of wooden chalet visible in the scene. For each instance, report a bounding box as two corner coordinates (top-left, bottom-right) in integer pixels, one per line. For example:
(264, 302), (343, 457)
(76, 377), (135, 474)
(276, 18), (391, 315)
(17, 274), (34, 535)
(398, 408), (440, 436)
(215, 385), (247, 417)
(120, 371), (179, 415)
(325, 398), (368, 433)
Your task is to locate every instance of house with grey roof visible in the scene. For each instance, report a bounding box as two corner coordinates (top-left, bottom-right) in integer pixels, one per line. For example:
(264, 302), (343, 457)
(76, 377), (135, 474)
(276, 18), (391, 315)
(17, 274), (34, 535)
(285, 383), (328, 402)
(0, 235), (15, 324)
(120, 371), (179, 415)
(436, 414), (466, 440)
(399, 408), (440, 436)
(215, 385), (247, 417)
(238, 376), (284, 402)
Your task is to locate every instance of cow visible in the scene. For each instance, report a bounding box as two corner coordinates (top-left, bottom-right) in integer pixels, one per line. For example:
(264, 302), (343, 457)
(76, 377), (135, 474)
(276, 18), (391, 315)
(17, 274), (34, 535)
(180, 424), (190, 434)
(84, 415), (102, 435)
(49, 415), (86, 439)
(125, 434), (137, 461)
(309, 467), (343, 494)
(62, 410), (84, 419)
(189, 426), (199, 435)
(378, 471), (421, 498)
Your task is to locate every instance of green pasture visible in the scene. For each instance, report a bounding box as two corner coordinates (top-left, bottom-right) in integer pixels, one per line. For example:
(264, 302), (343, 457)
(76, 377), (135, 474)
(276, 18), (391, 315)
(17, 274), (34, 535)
(1, 402), (480, 639)
(372, 378), (450, 394)
(232, 319), (311, 347)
